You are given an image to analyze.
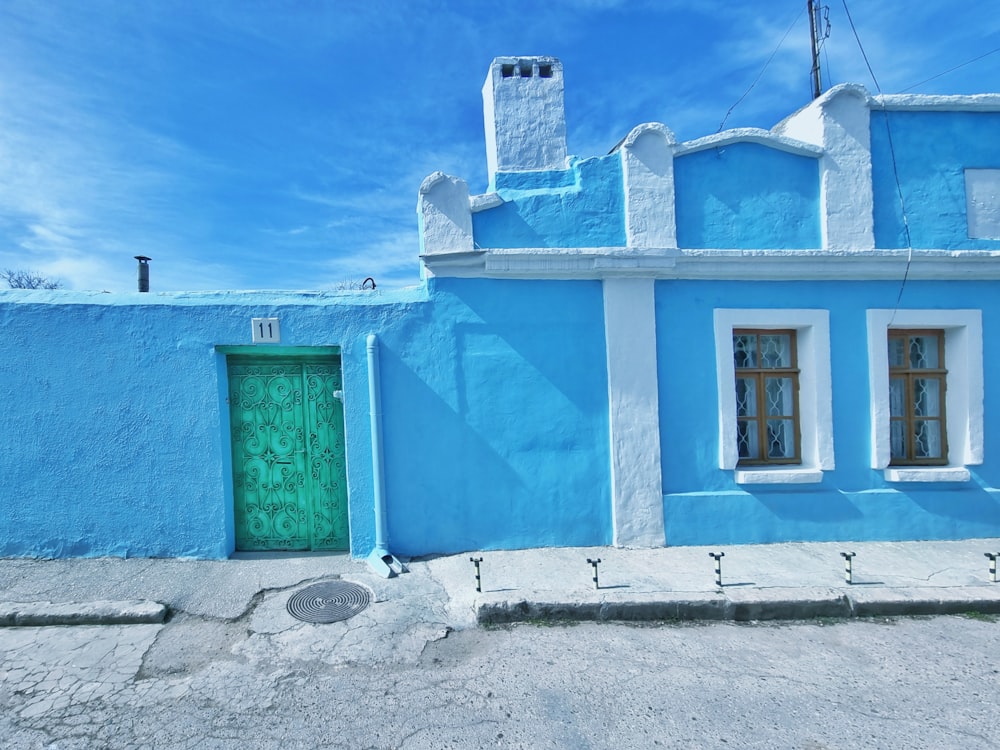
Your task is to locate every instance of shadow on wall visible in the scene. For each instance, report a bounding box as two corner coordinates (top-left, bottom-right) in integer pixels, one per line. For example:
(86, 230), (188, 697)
(902, 480), (1000, 525)
(376, 280), (613, 555)
(752, 488), (863, 523)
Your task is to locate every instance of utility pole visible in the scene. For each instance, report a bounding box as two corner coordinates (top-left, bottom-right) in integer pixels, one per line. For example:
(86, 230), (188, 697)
(808, 0), (823, 99)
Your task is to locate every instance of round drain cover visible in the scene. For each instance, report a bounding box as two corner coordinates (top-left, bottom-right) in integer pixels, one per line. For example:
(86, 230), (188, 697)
(286, 580), (371, 623)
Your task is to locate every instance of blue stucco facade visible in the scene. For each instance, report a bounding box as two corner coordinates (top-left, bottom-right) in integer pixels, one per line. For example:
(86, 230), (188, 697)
(657, 279), (1000, 545)
(2, 58), (999, 559)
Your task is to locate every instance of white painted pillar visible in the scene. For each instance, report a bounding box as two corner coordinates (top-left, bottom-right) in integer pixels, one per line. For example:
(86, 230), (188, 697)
(621, 123), (677, 249)
(772, 84), (875, 251)
(603, 277), (666, 547)
(418, 172), (473, 261)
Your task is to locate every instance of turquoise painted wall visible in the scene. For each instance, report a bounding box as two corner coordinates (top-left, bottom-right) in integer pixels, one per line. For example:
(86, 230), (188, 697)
(674, 143), (821, 249)
(655, 279), (1000, 546)
(0, 290), (413, 558)
(0, 279), (611, 558)
(380, 278), (611, 554)
(472, 155), (626, 249)
(872, 110), (1000, 250)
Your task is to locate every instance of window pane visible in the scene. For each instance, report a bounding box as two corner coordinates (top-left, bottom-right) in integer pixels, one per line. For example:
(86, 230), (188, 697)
(888, 337), (906, 368)
(733, 335), (757, 369)
(887, 330), (947, 466)
(764, 377), (793, 417)
(913, 378), (941, 417)
(909, 335), (939, 369)
(759, 334), (792, 368)
(735, 377), (757, 417)
(737, 420), (759, 459)
(913, 420), (943, 459)
(890, 420), (907, 460)
(766, 419), (795, 459)
(889, 377), (906, 417)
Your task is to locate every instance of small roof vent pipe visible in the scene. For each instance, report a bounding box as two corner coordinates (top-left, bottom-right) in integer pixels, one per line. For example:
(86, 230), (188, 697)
(134, 255), (151, 292)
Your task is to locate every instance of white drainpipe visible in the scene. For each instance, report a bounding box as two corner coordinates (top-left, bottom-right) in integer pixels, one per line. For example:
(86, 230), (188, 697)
(366, 334), (404, 577)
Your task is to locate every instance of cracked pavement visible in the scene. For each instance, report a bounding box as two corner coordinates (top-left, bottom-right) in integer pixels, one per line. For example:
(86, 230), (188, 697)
(3, 614), (1000, 748)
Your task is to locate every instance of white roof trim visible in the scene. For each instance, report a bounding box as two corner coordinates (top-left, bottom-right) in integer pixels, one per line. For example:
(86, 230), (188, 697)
(675, 128), (823, 157)
(873, 93), (1000, 112)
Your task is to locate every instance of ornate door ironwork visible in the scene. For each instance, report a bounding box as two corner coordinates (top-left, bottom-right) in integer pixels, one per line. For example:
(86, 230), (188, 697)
(228, 356), (349, 551)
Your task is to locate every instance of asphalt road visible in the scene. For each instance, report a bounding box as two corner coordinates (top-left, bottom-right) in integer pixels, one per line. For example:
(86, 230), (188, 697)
(2, 615), (998, 749)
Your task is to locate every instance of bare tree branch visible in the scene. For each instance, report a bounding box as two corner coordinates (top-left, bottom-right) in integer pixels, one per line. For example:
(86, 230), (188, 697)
(2, 269), (64, 289)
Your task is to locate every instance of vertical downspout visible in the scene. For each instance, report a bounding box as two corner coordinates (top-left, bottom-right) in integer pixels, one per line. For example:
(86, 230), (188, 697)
(366, 334), (404, 577)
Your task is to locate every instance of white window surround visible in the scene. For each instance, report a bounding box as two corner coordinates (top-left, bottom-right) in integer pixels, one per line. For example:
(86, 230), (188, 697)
(866, 309), (983, 483)
(714, 309), (834, 484)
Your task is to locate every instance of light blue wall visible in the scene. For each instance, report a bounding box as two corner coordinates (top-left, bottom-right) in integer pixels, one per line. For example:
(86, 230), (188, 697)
(472, 155), (626, 249)
(872, 110), (1000, 250)
(0, 279), (611, 558)
(674, 143), (821, 249)
(656, 279), (1000, 546)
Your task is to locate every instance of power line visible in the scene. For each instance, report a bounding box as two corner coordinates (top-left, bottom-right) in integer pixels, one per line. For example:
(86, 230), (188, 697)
(900, 47), (1000, 93)
(717, 5), (805, 132)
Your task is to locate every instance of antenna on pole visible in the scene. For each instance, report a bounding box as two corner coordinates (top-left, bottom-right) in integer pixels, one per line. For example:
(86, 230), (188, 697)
(808, 1), (831, 99)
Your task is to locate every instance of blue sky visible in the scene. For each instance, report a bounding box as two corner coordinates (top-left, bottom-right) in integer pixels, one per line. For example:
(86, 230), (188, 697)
(2, 1), (997, 292)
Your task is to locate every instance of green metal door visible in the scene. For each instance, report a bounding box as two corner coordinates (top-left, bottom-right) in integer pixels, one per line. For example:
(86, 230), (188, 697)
(228, 356), (349, 551)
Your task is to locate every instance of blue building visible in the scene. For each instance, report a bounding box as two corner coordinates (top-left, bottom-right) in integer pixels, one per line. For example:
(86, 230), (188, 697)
(2, 57), (999, 564)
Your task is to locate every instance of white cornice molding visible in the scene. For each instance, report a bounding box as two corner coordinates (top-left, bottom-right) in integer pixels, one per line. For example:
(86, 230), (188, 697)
(422, 247), (1000, 280)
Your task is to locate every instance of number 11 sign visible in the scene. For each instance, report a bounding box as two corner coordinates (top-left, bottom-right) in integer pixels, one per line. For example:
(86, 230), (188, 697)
(251, 317), (281, 343)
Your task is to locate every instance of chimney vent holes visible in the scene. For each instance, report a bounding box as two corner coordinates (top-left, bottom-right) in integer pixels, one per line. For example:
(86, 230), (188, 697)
(498, 60), (557, 80)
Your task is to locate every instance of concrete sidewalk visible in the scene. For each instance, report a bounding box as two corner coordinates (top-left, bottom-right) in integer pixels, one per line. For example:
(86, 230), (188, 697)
(425, 539), (1000, 624)
(2, 539), (1000, 628)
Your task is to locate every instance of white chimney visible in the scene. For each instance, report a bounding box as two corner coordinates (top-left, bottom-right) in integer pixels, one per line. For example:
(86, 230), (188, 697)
(482, 56), (568, 185)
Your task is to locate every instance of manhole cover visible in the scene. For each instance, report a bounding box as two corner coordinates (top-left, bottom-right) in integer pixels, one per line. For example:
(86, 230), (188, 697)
(286, 580), (371, 623)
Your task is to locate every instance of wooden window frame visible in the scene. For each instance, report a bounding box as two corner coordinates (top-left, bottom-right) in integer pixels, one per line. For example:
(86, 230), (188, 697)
(888, 329), (948, 466)
(733, 329), (802, 466)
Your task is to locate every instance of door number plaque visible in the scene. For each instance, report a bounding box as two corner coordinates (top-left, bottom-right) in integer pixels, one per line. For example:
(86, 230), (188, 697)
(252, 317), (281, 343)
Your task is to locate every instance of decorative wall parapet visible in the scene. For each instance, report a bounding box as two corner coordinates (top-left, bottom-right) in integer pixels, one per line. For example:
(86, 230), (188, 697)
(421, 60), (1000, 278)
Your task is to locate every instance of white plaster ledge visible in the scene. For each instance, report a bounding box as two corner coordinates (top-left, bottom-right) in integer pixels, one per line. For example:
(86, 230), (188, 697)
(883, 467), (971, 483)
(470, 192), (504, 212)
(735, 468), (824, 485)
